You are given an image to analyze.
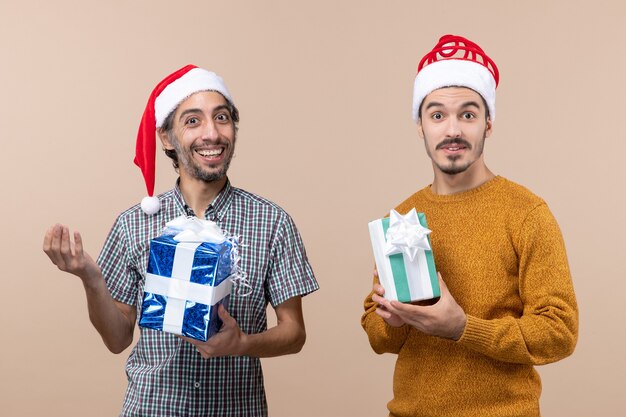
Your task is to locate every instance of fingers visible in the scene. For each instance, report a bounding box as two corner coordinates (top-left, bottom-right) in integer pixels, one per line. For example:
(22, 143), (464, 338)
(375, 305), (405, 327)
(43, 224), (86, 273)
(43, 225), (57, 262)
(61, 226), (83, 268)
(42, 225), (53, 252)
(43, 224), (65, 267)
(74, 231), (84, 257)
(59, 226), (71, 260)
(375, 306), (392, 320)
(372, 292), (390, 307)
(373, 283), (385, 296)
(387, 301), (409, 317)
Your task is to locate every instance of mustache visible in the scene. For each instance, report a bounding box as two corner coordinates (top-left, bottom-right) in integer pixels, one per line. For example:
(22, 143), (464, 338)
(436, 138), (472, 150)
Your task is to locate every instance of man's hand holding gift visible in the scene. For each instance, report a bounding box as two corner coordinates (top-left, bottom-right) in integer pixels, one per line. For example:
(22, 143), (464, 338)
(373, 271), (467, 341)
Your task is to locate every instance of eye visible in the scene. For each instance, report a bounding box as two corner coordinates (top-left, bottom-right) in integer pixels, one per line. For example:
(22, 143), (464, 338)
(431, 112), (443, 120)
(185, 116), (200, 126)
(461, 112), (476, 120)
(215, 113), (231, 123)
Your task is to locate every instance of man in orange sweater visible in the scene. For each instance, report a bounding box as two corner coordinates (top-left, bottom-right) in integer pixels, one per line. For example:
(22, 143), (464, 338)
(361, 35), (578, 417)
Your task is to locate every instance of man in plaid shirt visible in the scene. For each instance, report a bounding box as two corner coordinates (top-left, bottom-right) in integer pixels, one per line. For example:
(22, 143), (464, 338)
(43, 65), (319, 416)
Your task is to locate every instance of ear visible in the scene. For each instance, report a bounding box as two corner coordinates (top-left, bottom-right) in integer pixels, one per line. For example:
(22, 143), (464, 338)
(416, 120), (425, 140)
(484, 118), (493, 139)
(158, 129), (174, 150)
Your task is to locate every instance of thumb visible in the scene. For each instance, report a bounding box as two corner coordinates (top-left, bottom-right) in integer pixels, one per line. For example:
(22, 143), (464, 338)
(437, 272), (449, 294)
(217, 303), (233, 323)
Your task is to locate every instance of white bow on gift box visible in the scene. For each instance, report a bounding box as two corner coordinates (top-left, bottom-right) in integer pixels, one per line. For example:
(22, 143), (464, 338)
(164, 215), (253, 297)
(384, 208), (432, 261)
(164, 216), (226, 243)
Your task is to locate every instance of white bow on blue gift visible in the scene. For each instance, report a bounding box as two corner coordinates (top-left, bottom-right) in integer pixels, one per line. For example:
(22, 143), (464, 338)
(164, 216), (226, 243)
(384, 208), (432, 261)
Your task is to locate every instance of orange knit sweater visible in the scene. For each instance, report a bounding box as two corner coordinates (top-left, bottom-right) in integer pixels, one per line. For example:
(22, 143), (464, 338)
(362, 176), (578, 417)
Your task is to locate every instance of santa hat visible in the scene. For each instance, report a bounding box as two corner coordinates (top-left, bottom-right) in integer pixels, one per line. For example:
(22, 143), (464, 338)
(412, 34), (499, 122)
(134, 65), (234, 214)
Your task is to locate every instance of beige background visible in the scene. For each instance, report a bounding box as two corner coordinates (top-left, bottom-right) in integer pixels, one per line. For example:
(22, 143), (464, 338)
(1, 0), (624, 415)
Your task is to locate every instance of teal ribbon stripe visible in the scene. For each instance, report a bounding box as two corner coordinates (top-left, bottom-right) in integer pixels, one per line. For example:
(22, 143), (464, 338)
(417, 213), (440, 299)
(381, 214), (440, 302)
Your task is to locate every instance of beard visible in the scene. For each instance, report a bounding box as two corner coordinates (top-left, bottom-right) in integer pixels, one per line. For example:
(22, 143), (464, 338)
(425, 132), (487, 176)
(169, 131), (235, 183)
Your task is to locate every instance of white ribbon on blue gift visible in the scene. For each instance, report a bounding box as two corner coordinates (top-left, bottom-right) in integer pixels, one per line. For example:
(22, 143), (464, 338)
(144, 216), (234, 336)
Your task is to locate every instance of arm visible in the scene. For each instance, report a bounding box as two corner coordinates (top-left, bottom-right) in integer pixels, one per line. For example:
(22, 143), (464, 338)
(43, 224), (136, 353)
(455, 204), (578, 365)
(183, 296), (306, 358)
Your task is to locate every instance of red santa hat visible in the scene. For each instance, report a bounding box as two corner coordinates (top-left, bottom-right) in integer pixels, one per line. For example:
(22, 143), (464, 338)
(412, 34), (499, 122)
(134, 65), (234, 214)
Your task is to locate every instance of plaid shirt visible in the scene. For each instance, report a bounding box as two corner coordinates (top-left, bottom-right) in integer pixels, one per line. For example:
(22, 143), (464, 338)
(97, 180), (318, 417)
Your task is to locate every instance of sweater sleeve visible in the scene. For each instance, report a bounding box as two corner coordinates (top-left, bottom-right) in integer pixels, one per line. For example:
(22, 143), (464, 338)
(361, 275), (410, 354)
(457, 203), (579, 365)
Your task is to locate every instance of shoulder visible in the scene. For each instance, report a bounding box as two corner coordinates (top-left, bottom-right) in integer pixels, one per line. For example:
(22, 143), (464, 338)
(494, 177), (546, 212)
(229, 186), (302, 243)
(491, 177), (565, 245)
(230, 186), (292, 219)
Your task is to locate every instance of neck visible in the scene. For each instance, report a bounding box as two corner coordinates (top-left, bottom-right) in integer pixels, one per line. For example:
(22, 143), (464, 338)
(178, 174), (227, 218)
(431, 160), (495, 195)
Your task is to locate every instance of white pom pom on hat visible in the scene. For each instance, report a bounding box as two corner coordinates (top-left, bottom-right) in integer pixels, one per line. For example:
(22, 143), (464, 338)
(412, 34), (499, 122)
(140, 196), (161, 215)
(133, 65), (234, 214)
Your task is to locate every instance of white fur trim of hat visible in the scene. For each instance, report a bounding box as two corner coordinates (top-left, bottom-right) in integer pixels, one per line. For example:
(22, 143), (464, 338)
(155, 67), (233, 128)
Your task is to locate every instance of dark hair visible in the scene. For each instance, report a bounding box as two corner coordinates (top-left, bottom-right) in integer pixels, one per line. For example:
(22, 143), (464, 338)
(418, 86), (490, 121)
(159, 92), (239, 169)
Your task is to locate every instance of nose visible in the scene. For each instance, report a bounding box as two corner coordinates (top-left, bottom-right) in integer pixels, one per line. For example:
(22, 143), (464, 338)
(445, 117), (462, 138)
(202, 119), (219, 141)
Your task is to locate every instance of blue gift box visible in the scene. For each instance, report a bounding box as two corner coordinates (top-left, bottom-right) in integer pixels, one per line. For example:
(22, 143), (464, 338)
(138, 235), (234, 341)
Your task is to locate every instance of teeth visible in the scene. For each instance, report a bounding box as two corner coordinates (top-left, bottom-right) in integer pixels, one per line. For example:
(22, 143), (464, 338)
(196, 149), (223, 157)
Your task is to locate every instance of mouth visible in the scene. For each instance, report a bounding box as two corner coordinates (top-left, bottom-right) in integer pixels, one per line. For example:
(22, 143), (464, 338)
(194, 147), (225, 160)
(436, 139), (471, 154)
(441, 144), (466, 153)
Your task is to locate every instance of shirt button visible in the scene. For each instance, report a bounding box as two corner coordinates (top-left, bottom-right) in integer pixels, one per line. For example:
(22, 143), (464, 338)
(193, 382), (200, 389)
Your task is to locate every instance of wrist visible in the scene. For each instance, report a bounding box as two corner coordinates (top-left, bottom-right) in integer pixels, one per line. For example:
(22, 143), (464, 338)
(237, 331), (251, 356)
(451, 313), (467, 341)
(80, 271), (105, 292)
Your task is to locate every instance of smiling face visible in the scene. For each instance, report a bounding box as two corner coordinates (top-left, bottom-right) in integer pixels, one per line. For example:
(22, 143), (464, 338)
(418, 87), (492, 176)
(159, 91), (237, 184)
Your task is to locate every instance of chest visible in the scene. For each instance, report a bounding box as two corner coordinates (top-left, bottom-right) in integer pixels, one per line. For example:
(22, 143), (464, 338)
(422, 206), (523, 314)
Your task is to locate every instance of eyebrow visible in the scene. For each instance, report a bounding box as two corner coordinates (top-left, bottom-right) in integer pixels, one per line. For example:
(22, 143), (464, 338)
(177, 105), (231, 122)
(424, 101), (482, 111)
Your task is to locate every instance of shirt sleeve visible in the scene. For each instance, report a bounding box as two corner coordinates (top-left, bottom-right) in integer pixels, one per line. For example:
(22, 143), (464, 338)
(265, 213), (319, 307)
(457, 203), (579, 365)
(96, 215), (140, 306)
(361, 274), (410, 354)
